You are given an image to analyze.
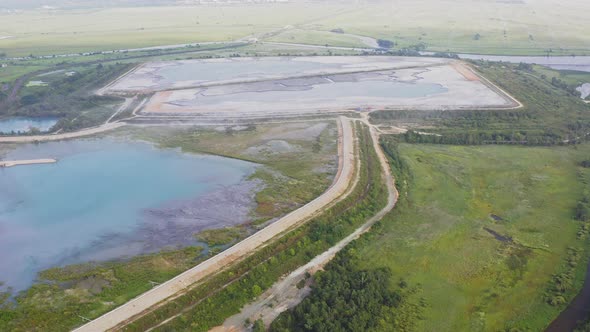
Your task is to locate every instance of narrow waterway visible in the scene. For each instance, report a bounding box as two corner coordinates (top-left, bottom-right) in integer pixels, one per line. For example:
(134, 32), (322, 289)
(0, 116), (58, 134)
(455, 53), (590, 72)
(546, 259), (590, 331)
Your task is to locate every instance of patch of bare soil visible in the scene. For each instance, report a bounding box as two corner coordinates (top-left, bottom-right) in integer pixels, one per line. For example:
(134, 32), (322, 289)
(451, 62), (480, 81)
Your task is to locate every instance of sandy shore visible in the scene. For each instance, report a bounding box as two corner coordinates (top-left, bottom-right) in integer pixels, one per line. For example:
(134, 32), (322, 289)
(0, 158), (56, 167)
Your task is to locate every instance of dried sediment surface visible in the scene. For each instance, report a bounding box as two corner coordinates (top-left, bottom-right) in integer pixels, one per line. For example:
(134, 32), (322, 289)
(103, 56), (449, 94)
(577, 83), (590, 99)
(140, 62), (514, 116)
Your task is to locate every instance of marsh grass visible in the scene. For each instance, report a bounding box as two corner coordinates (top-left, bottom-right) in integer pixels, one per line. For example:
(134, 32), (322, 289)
(360, 141), (590, 331)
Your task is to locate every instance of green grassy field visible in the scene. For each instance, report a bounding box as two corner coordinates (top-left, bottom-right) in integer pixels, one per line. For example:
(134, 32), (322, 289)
(0, 4), (345, 57)
(1, 0), (588, 57)
(532, 65), (590, 89)
(0, 246), (206, 331)
(358, 142), (590, 331)
(270, 0), (590, 55)
(195, 227), (247, 247)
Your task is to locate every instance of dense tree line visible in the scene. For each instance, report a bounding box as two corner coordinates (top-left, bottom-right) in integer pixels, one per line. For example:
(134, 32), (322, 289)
(574, 162), (590, 222)
(575, 317), (590, 332)
(575, 199), (590, 222)
(1, 63), (131, 134)
(371, 108), (535, 123)
(431, 52), (459, 59)
(400, 129), (565, 146)
(377, 39), (394, 49)
(380, 136), (412, 202)
(545, 247), (583, 307)
(550, 76), (581, 97)
(270, 251), (401, 332)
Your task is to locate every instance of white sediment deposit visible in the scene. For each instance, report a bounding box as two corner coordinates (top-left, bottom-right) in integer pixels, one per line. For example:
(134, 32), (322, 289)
(577, 83), (590, 99)
(0, 158), (56, 167)
(104, 57), (518, 118)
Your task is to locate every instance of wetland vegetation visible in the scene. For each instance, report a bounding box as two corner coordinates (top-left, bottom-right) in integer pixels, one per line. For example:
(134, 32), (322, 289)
(0, 246), (205, 331)
(282, 138), (590, 331)
(195, 227), (248, 247)
(272, 137), (590, 331)
(270, 61), (590, 331)
(130, 122), (338, 224)
(0, 121), (338, 331)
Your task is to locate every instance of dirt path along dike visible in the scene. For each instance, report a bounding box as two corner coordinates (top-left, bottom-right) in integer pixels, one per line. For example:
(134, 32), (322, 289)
(212, 117), (398, 331)
(72, 116), (356, 332)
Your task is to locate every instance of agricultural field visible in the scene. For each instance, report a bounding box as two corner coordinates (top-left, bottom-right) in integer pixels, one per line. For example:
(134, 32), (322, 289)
(283, 0), (590, 55)
(0, 4), (346, 57)
(1, 0), (589, 58)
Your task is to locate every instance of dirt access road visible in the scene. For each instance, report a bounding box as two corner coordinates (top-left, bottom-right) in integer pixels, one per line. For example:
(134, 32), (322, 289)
(212, 118), (398, 331)
(72, 116), (356, 332)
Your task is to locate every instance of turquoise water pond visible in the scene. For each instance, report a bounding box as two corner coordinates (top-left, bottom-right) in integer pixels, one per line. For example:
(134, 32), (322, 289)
(0, 117), (58, 134)
(0, 138), (256, 292)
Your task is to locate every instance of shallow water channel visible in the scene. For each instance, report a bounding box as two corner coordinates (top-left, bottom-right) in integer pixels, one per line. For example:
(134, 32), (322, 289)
(0, 116), (58, 134)
(455, 54), (590, 72)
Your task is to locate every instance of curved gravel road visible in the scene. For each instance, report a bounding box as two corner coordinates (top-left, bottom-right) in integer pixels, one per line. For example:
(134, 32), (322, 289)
(212, 118), (398, 331)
